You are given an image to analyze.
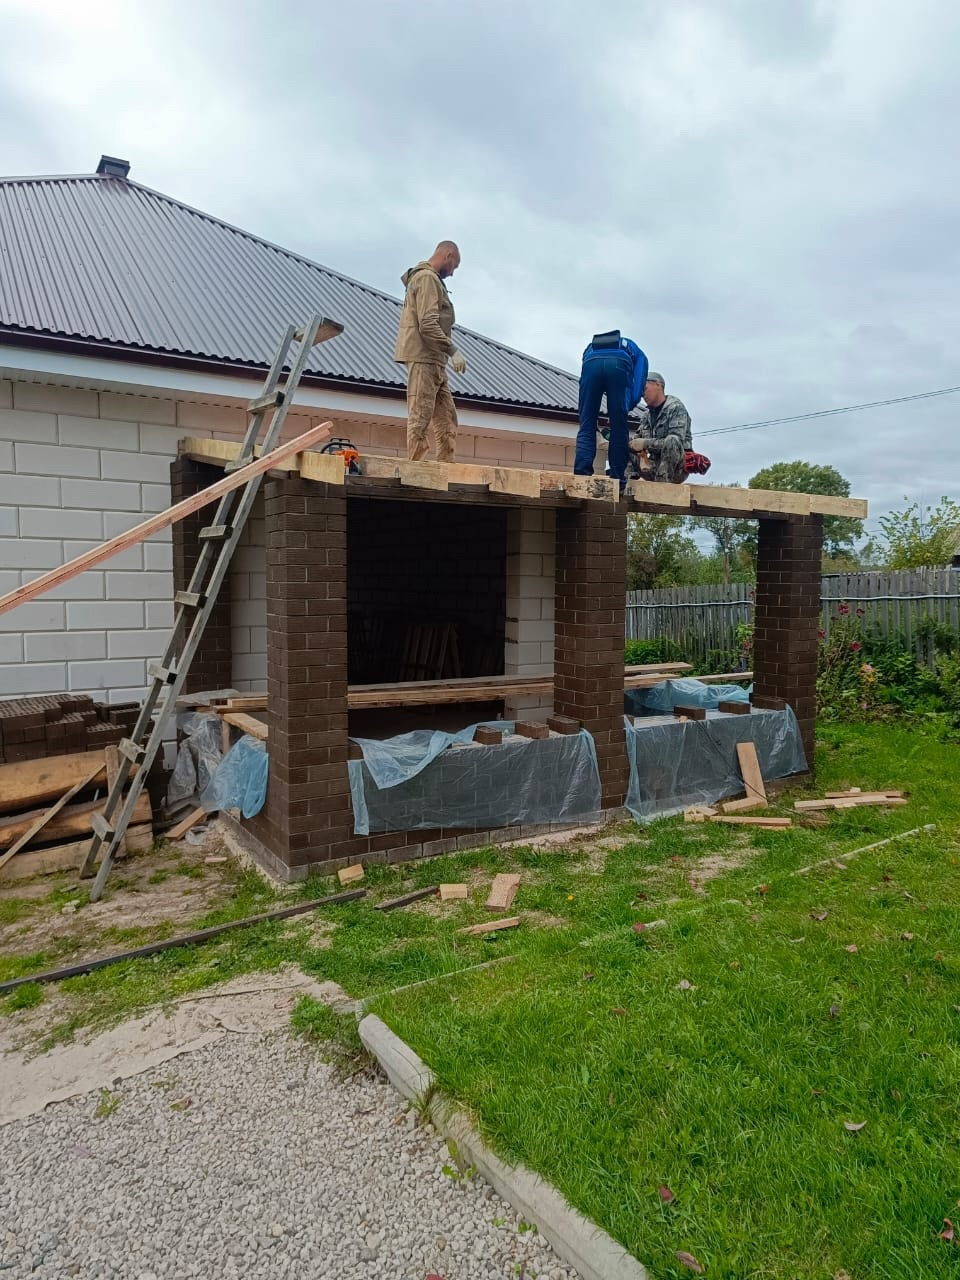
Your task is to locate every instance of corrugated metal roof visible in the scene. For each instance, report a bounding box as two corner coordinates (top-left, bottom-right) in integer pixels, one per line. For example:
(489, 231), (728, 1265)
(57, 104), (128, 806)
(0, 173), (580, 414)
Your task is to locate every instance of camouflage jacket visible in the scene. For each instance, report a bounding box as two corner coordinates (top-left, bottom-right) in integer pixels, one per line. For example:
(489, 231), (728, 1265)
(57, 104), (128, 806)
(632, 395), (692, 451)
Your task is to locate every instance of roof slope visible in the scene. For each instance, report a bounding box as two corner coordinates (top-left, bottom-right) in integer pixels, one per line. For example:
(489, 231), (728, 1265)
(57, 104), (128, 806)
(0, 173), (579, 413)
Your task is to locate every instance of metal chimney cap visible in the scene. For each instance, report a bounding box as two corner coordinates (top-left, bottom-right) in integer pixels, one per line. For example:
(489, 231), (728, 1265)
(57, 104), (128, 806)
(96, 155), (130, 178)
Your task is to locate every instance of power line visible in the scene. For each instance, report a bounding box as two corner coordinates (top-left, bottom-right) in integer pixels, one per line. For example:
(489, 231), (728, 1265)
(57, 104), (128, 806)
(699, 384), (960, 438)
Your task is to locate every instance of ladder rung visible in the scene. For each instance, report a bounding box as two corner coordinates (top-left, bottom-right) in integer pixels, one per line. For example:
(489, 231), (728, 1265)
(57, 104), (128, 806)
(248, 390), (284, 414)
(148, 662), (178, 685)
(119, 737), (147, 765)
(175, 590), (206, 609)
(90, 811), (115, 842)
(199, 525), (233, 541)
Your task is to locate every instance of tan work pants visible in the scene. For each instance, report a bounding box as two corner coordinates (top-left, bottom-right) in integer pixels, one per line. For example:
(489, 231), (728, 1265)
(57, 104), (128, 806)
(404, 362), (458, 462)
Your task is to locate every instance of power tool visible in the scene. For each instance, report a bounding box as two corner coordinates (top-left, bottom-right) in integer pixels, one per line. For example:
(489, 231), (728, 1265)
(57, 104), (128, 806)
(318, 437), (361, 475)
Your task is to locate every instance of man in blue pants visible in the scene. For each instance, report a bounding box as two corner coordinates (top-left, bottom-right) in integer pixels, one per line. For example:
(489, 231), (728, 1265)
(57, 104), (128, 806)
(573, 330), (648, 489)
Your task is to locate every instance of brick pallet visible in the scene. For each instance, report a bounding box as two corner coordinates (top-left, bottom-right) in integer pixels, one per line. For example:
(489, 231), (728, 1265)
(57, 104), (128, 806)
(0, 695), (140, 765)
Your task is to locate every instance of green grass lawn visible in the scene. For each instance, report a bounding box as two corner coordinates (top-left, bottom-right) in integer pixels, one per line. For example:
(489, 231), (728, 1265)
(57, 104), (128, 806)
(2, 720), (958, 1277)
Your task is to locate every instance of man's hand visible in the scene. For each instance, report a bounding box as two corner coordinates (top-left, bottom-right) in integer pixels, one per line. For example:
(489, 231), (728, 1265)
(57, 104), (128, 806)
(629, 437), (653, 453)
(450, 349), (467, 374)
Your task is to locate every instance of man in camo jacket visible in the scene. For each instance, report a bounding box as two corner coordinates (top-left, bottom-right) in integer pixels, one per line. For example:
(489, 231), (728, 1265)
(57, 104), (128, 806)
(628, 371), (693, 484)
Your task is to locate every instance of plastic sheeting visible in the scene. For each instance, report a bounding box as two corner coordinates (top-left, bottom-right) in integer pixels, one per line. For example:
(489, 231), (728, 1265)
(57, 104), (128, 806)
(625, 707), (807, 822)
(167, 712), (224, 809)
(625, 677), (751, 717)
(348, 724), (602, 836)
(200, 735), (270, 818)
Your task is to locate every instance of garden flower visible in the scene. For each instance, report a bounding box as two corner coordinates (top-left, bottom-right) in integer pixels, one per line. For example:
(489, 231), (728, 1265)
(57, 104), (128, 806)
(850, 641), (862, 652)
(838, 603), (850, 615)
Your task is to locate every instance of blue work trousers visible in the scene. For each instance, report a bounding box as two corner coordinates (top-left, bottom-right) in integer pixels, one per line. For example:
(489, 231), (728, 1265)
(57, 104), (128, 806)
(574, 355), (630, 482)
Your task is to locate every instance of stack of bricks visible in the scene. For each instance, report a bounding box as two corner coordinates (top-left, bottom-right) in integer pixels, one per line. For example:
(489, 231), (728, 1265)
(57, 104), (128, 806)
(752, 515), (823, 767)
(170, 455), (233, 694)
(553, 503), (629, 809)
(0, 694), (139, 764)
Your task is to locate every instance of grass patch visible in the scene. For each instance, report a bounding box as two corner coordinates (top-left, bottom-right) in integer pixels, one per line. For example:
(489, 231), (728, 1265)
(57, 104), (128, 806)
(0, 897), (41, 926)
(2, 981), (44, 1013)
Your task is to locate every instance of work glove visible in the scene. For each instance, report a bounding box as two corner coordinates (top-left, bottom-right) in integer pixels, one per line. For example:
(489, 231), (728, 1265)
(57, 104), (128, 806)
(450, 349), (467, 374)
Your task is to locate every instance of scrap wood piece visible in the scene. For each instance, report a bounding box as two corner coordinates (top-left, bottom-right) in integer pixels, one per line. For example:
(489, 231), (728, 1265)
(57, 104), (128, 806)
(0, 791), (151, 851)
(708, 815), (792, 828)
(166, 807), (208, 841)
(224, 695), (268, 712)
(460, 916), (521, 936)
(221, 711), (269, 741)
(485, 873), (521, 911)
(721, 796), (768, 814)
(375, 886), (439, 911)
(439, 883), (469, 902)
(0, 422), (333, 618)
(736, 741), (767, 805)
(0, 759), (106, 873)
(825, 788), (903, 799)
(338, 864), (365, 885)
(624, 662), (693, 676)
(684, 805), (718, 823)
(1, 825), (153, 883)
(795, 794), (908, 812)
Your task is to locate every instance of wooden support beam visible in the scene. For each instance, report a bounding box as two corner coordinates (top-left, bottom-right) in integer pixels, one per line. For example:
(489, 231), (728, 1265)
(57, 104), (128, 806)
(221, 712), (269, 741)
(0, 423), (333, 616)
(539, 471), (619, 502)
(626, 480), (692, 510)
(445, 463), (541, 499)
(358, 456), (449, 490)
(180, 435), (345, 485)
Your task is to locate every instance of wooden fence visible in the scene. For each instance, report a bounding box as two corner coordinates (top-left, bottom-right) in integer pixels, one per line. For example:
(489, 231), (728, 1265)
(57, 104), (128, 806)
(626, 569), (960, 667)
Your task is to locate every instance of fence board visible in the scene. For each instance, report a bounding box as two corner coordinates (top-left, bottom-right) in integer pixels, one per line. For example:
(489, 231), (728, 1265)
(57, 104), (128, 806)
(626, 568), (960, 667)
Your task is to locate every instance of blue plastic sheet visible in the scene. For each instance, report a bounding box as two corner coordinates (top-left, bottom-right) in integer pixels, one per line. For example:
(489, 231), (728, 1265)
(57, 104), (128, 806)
(348, 723), (602, 836)
(200, 735), (270, 819)
(626, 677), (751, 717)
(624, 707), (807, 822)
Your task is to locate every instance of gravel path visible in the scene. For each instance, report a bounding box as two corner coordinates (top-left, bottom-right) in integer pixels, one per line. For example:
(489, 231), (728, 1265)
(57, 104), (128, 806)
(1, 1031), (581, 1279)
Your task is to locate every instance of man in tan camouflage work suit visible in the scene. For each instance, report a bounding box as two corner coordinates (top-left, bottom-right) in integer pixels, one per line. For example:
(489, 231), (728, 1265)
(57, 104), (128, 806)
(394, 241), (467, 462)
(629, 371), (693, 483)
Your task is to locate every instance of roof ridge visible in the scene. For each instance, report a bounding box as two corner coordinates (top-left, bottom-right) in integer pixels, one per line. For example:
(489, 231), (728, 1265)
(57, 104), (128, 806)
(0, 172), (579, 384)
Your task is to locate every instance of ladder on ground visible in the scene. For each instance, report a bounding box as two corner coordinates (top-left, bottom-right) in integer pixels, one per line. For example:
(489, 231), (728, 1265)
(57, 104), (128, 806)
(81, 316), (334, 901)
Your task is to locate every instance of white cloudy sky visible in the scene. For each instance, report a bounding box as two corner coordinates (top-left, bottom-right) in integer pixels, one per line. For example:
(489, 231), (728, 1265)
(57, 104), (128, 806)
(1, 0), (958, 534)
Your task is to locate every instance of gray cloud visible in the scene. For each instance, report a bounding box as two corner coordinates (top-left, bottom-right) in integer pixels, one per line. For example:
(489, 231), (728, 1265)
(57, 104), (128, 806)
(0, 0), (958, 531)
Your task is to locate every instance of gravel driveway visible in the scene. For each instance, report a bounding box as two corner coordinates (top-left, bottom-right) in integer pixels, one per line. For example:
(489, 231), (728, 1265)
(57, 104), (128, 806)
(1, 1031), (580, 1279)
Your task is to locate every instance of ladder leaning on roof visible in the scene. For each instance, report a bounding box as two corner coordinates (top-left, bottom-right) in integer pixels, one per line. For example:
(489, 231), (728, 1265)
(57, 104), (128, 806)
(60, 315), (342, 901)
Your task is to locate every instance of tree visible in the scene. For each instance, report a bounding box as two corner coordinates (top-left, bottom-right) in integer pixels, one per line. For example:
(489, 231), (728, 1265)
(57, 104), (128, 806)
(697, 514), (755, 585)
(748, 460), (863, 556)
(874, 496), (960, 568)
(626, 514), (705, 589)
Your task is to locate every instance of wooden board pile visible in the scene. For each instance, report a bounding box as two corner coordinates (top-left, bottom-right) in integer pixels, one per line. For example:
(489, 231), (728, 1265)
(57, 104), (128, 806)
(0, 695), (140, 765)
(0, 747), (153, 881)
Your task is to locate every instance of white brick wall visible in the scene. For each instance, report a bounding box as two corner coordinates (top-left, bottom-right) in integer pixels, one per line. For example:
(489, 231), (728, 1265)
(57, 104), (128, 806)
(230, 492), (267, 692)
(504, 507), (556, 721)
(1, 382), (178, 701)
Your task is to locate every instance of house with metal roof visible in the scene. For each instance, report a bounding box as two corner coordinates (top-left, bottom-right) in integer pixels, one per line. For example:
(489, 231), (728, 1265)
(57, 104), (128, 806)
(0, 156), (583, 703)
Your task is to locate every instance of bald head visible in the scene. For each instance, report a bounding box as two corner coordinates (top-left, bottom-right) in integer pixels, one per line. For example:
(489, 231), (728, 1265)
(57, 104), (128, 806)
(429, 240), (461, 279)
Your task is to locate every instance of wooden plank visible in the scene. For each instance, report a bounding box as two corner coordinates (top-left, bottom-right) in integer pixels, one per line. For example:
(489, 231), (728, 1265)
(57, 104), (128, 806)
(224, 696), (268, 711)
(221, 712), (269, 741)
(445, 463), (541, 499)
(358, 456), (449, 491)
(182, 436), (345, 486)
(736, 741), (767, 804)
(708, 816), (792, 828)
(460, 915), (521, 936)
(0, 423), (333, 617)
(794, 795), (908, 812)
(485, 873), (521, 911)
(624, 662), (693, 675)
(166, 806), (207, 840)
(103, 746), (126, 858)
(439, 883), (469, 902)
(0, 760), (107, 872)
(627, 479), (691, 510)
(539, 471), (619, 502)
(740, 488), (812, 516)
(0, 825), (153, 882)
(684, 805), (718, 823)
(0, 750), (108, 816)
(338, 864), (365, 885)
(721, 796), (768, 814)
(0, 791), (151, 851)
(375, 886), (439, 911)
(824, 788), (903, 799)
(809, 495), (868, 518)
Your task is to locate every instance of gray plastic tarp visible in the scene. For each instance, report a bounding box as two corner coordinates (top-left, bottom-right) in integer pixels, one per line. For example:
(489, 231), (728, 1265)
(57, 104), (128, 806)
(348, 724), (602, 836)
(625, 707), (806, 822)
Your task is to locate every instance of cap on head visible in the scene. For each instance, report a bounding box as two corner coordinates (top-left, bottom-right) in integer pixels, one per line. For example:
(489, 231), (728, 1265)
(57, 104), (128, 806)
(646, 372), (665, 388)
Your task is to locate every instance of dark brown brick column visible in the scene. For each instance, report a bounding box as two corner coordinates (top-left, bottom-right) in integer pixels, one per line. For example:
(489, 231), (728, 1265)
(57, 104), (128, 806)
(554, 503), (629, 810)
(245, 477), (351, 872)
(752, 515), (823, 769)
(170, 456), (233, 694)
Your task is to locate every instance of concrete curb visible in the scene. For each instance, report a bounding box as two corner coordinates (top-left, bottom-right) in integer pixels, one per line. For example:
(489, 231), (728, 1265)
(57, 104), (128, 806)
(358, 1014), (648, 1280)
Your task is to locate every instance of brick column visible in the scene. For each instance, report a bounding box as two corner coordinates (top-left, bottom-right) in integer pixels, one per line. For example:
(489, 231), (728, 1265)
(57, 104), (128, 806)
(752, 515), (823, 769)
(554, 504), (628, 810)
(504, 507), (555, 721)
(170, 456), (233, 693)
(244, 477), (351, 873)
